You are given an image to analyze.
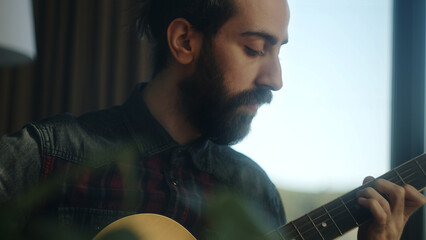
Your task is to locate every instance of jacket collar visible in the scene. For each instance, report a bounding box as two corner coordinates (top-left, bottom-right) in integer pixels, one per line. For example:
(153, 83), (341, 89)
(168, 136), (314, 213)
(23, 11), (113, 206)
(122, 83), (179, 159)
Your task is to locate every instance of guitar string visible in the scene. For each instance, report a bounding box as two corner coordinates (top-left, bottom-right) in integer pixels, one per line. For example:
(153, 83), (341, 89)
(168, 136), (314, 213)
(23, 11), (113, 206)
(277, 174), (412, 239)
(415, 159), (426, 177)
(277, 166), (420, 239)
(276, 165), (422, 239)
(297, 166), (420, 235)
(275, 162), (421, 238)
(276, 156), (425, 238)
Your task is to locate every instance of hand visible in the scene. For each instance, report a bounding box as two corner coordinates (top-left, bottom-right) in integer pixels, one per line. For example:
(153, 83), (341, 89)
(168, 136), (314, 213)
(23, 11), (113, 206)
(356, 176), (426, 240)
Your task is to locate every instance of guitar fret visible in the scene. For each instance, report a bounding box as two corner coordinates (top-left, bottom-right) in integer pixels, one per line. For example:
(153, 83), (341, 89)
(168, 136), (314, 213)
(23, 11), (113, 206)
(291, 222), (305, 240)
(393, 169), (406, 184)
(268, 153), (425, 240)
(326, 200), (356, 233)
(339, 197), (359, 226)
(276, 222), (304, 240)
(322, 206), (342, 236)
(395, 159), (426, 190)
(307, 214), (325, 240)
(415, 159), (426, 177)
(307, 206), (343, 240)
(404, 172), (417, 185)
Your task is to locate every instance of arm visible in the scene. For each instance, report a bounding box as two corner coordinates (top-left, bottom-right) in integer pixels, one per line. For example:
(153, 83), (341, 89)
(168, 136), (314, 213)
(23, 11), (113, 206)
(0, 126), (42, 202)
(357, 176), (426, 240)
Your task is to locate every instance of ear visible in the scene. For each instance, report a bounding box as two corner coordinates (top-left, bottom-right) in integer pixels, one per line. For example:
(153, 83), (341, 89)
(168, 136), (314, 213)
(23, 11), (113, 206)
(167, 18), (202, 65)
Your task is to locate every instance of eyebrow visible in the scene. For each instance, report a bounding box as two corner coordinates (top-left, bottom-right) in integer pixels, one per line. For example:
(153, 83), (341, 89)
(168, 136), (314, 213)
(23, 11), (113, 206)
(240, 31), (288, 46)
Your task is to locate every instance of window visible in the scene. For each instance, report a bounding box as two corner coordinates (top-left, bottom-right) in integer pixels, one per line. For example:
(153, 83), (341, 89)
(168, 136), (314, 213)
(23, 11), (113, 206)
(234, 0), (392, 193)
(233, 1), (393, 238)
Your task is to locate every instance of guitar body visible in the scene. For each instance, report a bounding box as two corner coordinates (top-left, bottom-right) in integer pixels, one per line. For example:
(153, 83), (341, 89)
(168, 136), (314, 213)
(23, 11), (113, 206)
(94, 213), (196, 240)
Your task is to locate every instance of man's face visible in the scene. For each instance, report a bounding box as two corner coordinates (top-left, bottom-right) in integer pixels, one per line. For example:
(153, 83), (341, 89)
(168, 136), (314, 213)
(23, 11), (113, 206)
(179, 0), (290, 145)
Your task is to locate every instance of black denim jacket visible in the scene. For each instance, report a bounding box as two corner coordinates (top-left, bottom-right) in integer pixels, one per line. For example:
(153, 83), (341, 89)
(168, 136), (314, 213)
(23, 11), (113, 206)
(0, 83), (286, 239)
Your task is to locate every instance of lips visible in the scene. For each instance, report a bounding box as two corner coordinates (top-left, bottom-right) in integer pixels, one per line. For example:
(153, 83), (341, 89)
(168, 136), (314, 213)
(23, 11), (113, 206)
(243, 104), (259, 113)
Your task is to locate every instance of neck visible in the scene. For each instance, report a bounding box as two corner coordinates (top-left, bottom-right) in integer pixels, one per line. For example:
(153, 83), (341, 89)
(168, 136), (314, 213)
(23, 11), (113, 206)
(141, 69), (201, 145)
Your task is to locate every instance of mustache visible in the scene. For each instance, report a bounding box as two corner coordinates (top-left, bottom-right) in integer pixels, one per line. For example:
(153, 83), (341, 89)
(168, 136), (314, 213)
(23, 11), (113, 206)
(227, 88), (273, 107)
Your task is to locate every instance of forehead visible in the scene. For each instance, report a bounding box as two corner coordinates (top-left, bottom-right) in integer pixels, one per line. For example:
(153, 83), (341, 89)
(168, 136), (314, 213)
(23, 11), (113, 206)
(228, 0), (290, 42)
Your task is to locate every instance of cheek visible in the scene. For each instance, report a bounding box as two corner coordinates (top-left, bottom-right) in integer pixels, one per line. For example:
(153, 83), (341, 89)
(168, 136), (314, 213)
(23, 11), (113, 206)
(223, 67), (257, 93)
(216, 46), (260, 93)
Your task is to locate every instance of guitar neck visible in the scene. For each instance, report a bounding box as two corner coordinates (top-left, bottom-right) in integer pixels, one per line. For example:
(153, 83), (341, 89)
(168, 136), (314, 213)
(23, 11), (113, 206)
(267, 153), (426, 240)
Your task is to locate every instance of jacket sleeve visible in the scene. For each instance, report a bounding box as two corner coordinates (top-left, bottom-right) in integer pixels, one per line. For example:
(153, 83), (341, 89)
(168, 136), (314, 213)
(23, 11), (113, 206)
(0, 125), (41, 201)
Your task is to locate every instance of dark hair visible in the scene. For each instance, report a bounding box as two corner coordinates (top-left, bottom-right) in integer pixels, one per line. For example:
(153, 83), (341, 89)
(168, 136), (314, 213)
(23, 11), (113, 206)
(135, 0), (236, 77)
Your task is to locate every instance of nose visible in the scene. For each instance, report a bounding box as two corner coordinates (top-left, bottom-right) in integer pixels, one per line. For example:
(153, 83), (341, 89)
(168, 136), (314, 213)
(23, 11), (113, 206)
(256, 55), (283, 91)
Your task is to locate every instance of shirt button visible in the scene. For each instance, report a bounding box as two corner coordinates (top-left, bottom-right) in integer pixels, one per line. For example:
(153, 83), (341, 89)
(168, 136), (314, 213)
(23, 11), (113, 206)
(171, 178), (179, 186)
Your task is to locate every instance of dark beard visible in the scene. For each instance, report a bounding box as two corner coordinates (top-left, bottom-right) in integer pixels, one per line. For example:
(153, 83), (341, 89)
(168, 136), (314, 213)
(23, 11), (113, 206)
(178, 40), (272, 145)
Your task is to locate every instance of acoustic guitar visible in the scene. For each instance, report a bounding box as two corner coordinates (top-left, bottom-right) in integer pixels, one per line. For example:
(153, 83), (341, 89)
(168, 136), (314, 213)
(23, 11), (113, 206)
(94, 153), (426, 240)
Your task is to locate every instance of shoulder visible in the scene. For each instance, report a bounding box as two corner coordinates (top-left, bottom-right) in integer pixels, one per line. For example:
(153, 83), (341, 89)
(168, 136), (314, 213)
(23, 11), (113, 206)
(205, 142), (278, 203)
(206, 142), (287, 226)
(0, 125), (42, 200)
(31, 106), (134, 167)
(208, 143), (271, 188)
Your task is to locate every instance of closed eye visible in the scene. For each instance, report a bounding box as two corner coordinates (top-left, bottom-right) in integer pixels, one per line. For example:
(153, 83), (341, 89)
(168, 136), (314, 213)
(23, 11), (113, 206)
(245, 46), (265, 57)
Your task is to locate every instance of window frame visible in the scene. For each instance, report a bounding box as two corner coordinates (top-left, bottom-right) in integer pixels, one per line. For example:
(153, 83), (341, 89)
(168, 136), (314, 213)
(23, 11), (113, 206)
(391, 0), (426, 239)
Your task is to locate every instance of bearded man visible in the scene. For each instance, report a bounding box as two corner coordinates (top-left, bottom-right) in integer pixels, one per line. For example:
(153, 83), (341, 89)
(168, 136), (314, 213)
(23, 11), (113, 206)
(0, 0), (425, 239)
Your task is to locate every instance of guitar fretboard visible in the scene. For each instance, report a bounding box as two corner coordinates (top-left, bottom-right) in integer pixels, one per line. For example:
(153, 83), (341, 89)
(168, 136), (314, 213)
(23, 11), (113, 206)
(267, 153), (426, 240)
